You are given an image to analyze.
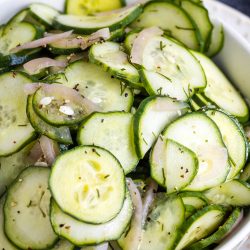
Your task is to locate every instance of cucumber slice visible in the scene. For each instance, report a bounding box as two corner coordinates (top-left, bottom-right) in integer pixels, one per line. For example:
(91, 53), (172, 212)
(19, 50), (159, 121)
(163, 139), (198, 193)
(205, 109), (248, 179)
(206, 20), (224, 57)
(180, 192), (208, 210)
(138, 195), (185, 250)
(54, 4), (142, 34)
(150, 139), (198, 192)
(27, 95), (73, 144)
(50, 191), (132, 245)
(0, 140), (37, 197)
(0, 196), (19, 249)
(0, 22), (42, 55)
(89, 41), (142, 89)
(141, 36), (206, 101)
(33, 84), (91, 126)
(134, 96), (189, 159)
(0, 72), (37, 156)
(3, 9), (29, 35)
(51, 239), (74, 250)
(131, 1), (199, 50)
(240, 162), (250, 182)
(77, 112), (139, 174)
(163, 112), (230, 191)
(61, 61), (133, 112)
(204, 179), (250, 206)
(50, 146), (126, 224)
(65, 0), (123, 15)
(175, 205), (226, 250)
(192, 51), (249, 122)
(29, 3), (59, 27)
(180, 0), (213, 52)
(187, 208), (242, 250)
(4, 167), (58, 249)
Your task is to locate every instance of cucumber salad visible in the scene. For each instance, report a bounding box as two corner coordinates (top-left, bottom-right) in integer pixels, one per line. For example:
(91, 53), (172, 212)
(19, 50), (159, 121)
(0, 0), (250, 249)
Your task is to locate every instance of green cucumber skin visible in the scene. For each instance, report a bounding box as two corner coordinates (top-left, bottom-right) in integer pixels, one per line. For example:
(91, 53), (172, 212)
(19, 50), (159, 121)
(186, 208), (242, 250)
(179, 191), (209, 204)
(53, 6), (143, 34)
(48, 45), (82, 55)
(174, 205), (226, 249)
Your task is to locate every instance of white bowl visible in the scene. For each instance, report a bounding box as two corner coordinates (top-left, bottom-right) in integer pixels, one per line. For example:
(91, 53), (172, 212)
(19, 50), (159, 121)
(0, 0), (249, 249)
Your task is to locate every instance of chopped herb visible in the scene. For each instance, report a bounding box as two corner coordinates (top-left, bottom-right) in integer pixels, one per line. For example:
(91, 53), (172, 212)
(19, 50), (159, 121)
(59, 224), (65, 228)
(143, 137), (148, 145)
(159, 41), (166, 51)
(92, 148), (100, 157)
(162, 168), (166, 185)
(104, 174), (110, 179)
(96, 188), (100, 198)
(120, 68), (126, 71)
(180, 175), (184, 178)
(175, 26), (196, 31)
(101, 119), (104, 123)
(176, 64), (181, 71)
(120, 82), (128, 96)
(157, 87), (163, 95)
(158, 72), (172, 82)
(161, 224), (164, 231)
(152, 131), (157, 138)
(125, 93), (128, 97)
(18, 124), (27, 127)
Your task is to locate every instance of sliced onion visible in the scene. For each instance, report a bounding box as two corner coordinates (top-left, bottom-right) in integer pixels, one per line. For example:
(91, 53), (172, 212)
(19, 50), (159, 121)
(88, 28), (111, 42)
(47, 28), (110, 51)
(11, 30), (73, 53)
(40, 83), (101, 114)
(23, 57), (67, 75)
(24, 83), (43, 95)
(131, 27), (163, 65)
(153, 99), (189, 112)
(124, 178), (143, 250)
(142, 179), (158, 226)
(28, 141), (44, 164)
(39, 136), (60, 166)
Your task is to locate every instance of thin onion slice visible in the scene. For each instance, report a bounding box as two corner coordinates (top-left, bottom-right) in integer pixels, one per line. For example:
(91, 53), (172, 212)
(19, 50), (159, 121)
(50, 28), (110, 50)
(39, 83), (101, 114)
(131, 27), (163, 65)
(11, 30), (73, 53)
(124, 178), (143, 250)
(142, 179), (158, 226)
(24, 83), (44, 95)
(39, 136), (60, 166)
(23, 57), (67, 75)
